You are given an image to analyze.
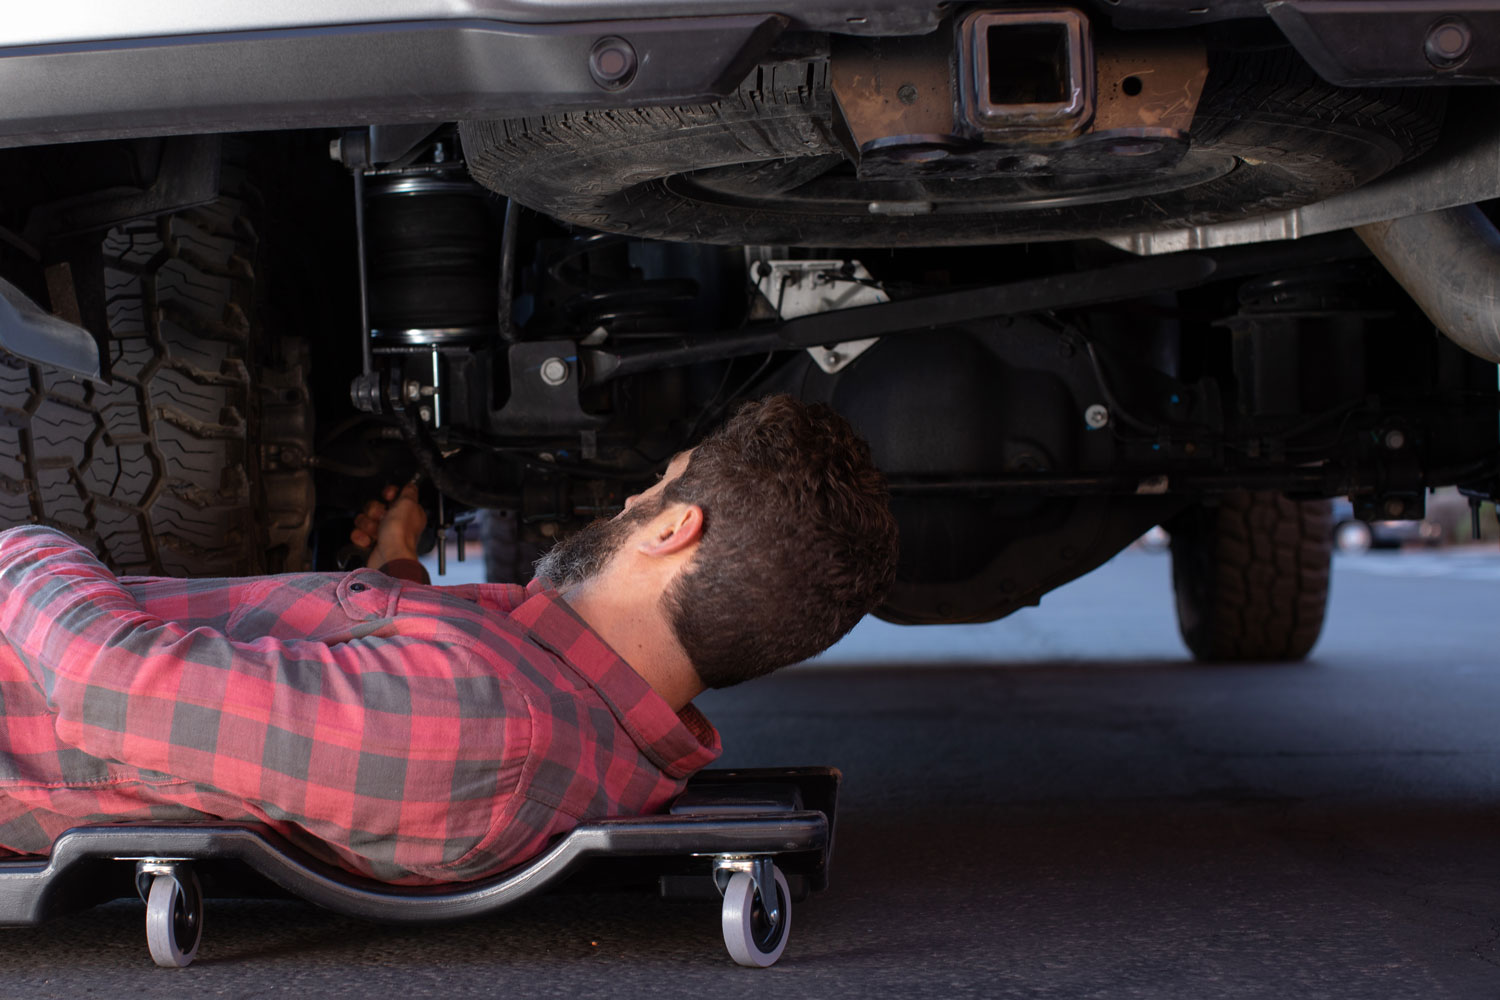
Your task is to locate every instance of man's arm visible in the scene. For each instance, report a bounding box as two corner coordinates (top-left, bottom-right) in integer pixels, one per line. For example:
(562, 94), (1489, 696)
(349, 483), (431, 584)
(351, 482), (430, 584)
(0, 525), (499, 874)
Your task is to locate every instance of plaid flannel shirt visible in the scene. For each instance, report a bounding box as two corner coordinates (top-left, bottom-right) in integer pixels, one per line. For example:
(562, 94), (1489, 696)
(0, 525), (720, 884)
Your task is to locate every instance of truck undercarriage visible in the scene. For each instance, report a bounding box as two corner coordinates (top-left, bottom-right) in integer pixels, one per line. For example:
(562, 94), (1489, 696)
(0, 0), (1495, 660)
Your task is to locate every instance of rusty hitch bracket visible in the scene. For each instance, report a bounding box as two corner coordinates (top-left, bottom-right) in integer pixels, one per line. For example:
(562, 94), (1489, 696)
(830, 6), (1208, 179)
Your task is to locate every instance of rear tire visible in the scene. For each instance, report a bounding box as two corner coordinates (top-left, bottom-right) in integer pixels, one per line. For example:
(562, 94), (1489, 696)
(1169, 491), (1333, 662)
(0, 156), (314, 575)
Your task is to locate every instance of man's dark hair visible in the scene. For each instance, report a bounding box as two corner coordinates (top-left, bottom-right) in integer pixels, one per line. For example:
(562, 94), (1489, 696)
(660, 395), (898, 688)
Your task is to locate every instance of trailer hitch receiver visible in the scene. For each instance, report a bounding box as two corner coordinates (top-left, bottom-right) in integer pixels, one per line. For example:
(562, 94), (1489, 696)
(958, 8), (1094, 140)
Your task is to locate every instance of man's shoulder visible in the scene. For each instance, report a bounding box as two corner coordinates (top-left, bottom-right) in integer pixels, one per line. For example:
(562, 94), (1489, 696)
(397, 584), (571, 668)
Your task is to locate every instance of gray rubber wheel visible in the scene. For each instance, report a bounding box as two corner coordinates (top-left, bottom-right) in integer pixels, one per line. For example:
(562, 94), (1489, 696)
(0, 157), (314, 575)
(720, 868), (791, 968)
(1169, 490), (1333, 662)
(145, 871), (203, 969)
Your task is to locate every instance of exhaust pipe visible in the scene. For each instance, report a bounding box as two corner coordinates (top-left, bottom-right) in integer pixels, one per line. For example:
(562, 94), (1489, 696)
(1356, 204), (1500, 364)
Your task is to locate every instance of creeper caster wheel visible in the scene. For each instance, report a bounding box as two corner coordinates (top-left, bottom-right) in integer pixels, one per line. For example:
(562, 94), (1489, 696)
(136, 861), (204, 967)
(717, 857), (790, 967)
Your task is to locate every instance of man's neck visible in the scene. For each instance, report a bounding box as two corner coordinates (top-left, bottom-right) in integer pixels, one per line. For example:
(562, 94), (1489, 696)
(560, 580), (705, 712)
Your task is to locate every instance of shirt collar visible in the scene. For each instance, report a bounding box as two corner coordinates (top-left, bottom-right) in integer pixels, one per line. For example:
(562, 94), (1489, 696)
(506, 582), (721, 779)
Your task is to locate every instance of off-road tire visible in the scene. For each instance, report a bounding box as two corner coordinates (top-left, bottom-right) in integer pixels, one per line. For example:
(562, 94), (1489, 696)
(460, 48), (1443, 247)
(0, 163), (314, 576)
(1168, 491), (1333, 662)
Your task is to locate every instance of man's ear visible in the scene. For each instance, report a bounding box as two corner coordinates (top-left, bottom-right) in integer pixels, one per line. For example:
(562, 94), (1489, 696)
(638, 503), (703, 558)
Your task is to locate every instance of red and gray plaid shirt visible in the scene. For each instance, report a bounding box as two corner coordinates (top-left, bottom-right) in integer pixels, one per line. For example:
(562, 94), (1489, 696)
(0, 525), (720, 884)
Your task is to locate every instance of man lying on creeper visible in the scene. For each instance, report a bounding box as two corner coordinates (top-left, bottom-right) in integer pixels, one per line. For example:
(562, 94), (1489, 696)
(0, 396), (897, 884)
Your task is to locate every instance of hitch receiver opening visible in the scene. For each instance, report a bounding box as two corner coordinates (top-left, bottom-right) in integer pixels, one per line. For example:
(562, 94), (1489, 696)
(959, 8), (1094, 139)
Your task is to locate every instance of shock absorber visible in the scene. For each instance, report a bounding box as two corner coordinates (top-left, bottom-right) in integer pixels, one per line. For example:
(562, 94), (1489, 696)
(342, 134), (501, 419)
(337, 130), (512, 569)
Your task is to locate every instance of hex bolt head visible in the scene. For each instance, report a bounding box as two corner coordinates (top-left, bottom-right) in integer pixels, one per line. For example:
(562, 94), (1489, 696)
(589, 36), (638, 90)
(540, 357), (570, 386)
(1084, 404), (1110, 430)
(1384, 428), (1407, 451)
(418, 405), (433, 423)
(1425, 18), (1472, 67)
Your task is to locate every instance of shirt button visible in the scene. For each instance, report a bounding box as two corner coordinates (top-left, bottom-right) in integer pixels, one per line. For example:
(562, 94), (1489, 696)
(350, 582), (367, 592)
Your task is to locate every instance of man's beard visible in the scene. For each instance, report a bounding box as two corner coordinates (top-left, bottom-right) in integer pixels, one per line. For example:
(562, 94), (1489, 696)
(532, 493), (665, 589)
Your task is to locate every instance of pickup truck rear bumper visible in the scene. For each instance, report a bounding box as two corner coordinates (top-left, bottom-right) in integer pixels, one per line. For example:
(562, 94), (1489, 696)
(1, 1), (1489, 149)
(0, 16), (789, 148)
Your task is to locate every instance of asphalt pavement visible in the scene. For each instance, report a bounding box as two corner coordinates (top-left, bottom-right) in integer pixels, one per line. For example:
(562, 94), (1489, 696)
(2, 546), (1498, 998)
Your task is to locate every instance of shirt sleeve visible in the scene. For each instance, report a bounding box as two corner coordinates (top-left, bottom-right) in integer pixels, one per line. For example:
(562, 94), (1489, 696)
(0, 524), (514, 881)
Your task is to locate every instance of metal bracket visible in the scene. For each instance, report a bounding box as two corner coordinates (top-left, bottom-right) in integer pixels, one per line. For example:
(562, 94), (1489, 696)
(712, 855), (780, 927)
(752, 259), (886, 374)
(1355, 491), (1427, 522)
(0, 276), (101, 380)
(131, 859), (194, 904)
(367, 124), (443, 168)
(829, 19), (1206, 181)
(492, 340), (607, 434)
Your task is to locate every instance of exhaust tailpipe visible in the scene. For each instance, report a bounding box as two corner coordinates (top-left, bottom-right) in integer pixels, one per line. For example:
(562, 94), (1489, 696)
(1357, 205), (1500, 364)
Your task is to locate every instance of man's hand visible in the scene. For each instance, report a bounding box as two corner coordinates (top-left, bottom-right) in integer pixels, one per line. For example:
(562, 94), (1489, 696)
(351, 482), (427, 569)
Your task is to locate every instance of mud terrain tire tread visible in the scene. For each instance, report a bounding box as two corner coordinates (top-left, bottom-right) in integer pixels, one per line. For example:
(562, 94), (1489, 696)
(0, 163), (313, 576)
(1169, 490), (1333, 662)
